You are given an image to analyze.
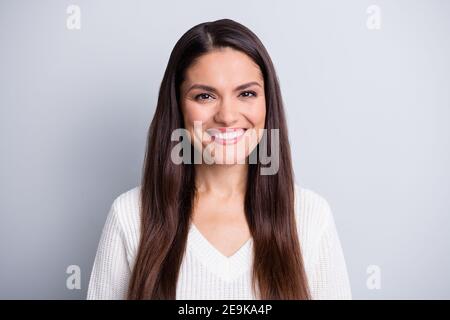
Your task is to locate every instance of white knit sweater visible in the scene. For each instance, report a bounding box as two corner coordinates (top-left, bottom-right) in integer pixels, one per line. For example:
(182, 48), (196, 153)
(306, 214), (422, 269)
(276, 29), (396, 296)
(87, 184), (352, 300)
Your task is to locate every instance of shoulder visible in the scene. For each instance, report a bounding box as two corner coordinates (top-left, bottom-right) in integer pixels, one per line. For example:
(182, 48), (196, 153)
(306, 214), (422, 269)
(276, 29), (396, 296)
(294, 183), (333, 230)
(293, 183), (335, 259)
(111, 185), (142, 217)
(109, 185), (142, 258)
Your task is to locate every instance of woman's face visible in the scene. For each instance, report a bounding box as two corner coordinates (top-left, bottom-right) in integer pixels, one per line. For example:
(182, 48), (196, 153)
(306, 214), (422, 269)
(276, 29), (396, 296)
(180, 47), (266, 165)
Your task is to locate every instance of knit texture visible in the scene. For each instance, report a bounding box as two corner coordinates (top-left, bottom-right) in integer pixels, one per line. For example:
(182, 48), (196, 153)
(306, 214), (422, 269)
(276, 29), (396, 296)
(87, 184), (352, 300)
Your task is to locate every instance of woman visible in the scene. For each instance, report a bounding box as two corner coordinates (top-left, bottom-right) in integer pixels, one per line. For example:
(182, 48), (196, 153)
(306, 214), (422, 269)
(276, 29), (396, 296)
(87, 18), (352, 300)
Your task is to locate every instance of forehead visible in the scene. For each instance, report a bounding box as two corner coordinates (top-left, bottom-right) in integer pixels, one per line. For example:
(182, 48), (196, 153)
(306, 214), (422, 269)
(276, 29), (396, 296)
(183, 47), (263, 88)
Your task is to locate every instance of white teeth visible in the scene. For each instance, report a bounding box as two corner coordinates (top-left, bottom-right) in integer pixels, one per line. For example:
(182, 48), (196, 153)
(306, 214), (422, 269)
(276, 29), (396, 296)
(216, 132), (242, 139)
(215, 131), (243, 139)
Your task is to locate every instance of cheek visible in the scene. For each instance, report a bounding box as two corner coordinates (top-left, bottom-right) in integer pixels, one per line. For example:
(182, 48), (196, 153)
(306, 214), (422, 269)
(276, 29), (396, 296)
(182, 101), (213, 127)
(246, 99), (266, 128)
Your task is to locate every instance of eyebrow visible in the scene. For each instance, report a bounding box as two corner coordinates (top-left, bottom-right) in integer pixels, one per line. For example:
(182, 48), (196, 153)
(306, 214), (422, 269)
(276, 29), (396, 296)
(186, 81), (262, 94)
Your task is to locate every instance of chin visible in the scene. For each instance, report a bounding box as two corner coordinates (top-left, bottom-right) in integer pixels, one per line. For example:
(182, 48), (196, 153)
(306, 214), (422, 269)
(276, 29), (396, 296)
(208, 149), (249, 165)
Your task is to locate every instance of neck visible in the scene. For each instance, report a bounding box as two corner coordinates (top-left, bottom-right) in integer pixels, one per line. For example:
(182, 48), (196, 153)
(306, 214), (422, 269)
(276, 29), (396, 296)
(194, 163), (248, 198)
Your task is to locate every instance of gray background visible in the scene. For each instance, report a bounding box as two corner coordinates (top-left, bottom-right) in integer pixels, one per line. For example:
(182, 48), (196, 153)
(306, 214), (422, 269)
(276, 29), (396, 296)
(1, 0), (449, 299)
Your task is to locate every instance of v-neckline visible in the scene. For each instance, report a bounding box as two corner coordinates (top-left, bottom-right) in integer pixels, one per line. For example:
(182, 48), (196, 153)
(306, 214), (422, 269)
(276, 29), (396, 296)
(187, 222), (254, 281)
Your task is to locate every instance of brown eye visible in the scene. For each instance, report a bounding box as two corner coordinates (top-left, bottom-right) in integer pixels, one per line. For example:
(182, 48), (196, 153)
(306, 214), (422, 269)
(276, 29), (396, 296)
(195, 93), (214, 101)
(240, 91), (257, 98)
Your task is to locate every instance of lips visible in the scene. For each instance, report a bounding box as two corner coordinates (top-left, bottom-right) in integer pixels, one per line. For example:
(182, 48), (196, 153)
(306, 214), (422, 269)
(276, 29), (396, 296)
(206, 128), (247, 145)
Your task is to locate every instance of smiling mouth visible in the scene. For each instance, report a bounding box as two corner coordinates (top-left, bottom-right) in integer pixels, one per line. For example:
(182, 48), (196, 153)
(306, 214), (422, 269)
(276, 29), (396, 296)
(206, 128), (247, 145)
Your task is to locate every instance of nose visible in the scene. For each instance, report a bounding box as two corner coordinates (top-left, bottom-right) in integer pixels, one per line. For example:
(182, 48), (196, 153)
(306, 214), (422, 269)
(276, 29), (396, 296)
(213, 96), (238, 126)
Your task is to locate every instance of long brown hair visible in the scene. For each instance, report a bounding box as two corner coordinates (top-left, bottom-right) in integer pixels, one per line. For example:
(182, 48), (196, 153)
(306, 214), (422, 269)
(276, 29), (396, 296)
(127, 18), (311, 299)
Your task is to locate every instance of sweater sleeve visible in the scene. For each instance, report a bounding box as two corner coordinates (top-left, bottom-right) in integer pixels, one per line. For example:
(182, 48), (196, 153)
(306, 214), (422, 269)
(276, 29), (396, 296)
(86, 202), (131, 300)
(308, 201), (352, 300)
